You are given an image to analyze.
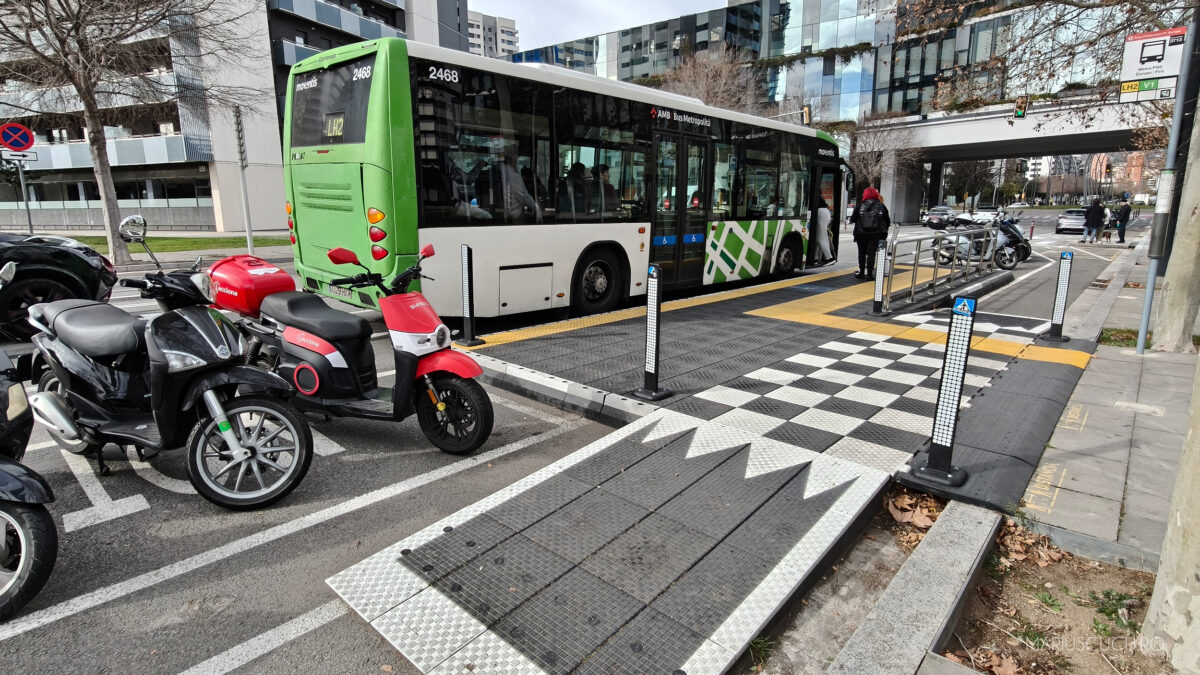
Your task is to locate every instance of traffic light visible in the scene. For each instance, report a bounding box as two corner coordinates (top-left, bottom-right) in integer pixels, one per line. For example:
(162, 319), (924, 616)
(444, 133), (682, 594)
(1105, 163), (1112, 176)
(800, 104), (812, 125)
(1014, 96), (1028, 119)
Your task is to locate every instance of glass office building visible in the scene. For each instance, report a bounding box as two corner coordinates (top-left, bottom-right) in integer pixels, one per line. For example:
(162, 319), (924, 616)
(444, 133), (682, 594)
(510, 0), (1085, 123)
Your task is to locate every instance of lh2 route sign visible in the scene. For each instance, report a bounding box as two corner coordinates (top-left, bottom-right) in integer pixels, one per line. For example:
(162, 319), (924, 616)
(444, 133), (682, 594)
(1120, 26), (1187, 103)
(0, 122), (34, 152)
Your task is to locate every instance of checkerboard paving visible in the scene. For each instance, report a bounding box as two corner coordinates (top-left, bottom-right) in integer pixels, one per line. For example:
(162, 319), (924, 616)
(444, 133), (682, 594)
(687, 330), (1011, 473)
(893, 309), (1049, 342)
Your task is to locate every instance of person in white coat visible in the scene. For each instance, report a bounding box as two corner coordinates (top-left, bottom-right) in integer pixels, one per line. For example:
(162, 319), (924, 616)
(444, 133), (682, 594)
(813, 198), (834, 265)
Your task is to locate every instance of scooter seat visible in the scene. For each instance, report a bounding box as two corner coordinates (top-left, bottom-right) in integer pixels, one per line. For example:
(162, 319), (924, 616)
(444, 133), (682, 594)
(35, 300), (144, 357)
(259, 291), (371, 341)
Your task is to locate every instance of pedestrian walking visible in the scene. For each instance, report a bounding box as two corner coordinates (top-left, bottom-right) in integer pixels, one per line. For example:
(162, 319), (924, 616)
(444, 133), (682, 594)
(1082, 197), (1104, 244)
(813, 198), (835, 265)
(850, 187), (890, 280)
(1116, 199), (1132, 243)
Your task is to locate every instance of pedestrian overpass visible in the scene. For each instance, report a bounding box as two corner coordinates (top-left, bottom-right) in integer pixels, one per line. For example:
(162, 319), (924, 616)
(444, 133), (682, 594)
(873, 96), (1157, 221)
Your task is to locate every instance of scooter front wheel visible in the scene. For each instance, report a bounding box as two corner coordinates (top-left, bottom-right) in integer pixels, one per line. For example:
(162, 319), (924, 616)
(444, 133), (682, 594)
(186, 396), (313, 510)
(415, 376), (494, 455)
(0, 501), (57, 622)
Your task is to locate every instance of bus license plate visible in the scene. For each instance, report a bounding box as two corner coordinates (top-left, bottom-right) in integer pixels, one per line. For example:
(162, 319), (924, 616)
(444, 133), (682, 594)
(327, 284), (353, 298)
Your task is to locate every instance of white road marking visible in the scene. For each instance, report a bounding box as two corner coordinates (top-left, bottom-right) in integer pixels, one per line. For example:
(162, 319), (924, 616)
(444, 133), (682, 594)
(491, 393), (573, 425)
(981, 261), (1054, 301)
(58, 450), (151, 532)
(1067, 246), (1111, 260)
(312, 429), (349, 456)
(176, 601), (349, 675)
(370, 331), (387, 340)
(122, 446), (196, 494)
(26, 440), (58, 451)
(0, 417), (587, 642)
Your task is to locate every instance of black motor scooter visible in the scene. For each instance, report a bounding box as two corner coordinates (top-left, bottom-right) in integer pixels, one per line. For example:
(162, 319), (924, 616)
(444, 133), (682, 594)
(26, 216), (313, 510)
(0, 262), (56, 621)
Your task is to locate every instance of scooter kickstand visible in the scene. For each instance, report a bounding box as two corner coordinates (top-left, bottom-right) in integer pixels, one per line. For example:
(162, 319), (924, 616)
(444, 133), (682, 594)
(93, 447), (111, 476)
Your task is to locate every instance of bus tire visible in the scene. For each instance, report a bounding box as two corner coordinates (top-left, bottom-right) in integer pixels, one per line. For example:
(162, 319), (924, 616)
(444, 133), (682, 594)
(571, 247), (623, 316)
(775, 235), (803, 278)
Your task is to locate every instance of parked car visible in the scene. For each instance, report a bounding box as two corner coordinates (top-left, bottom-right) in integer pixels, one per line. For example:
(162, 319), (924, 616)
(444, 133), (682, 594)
(922, 206), (957, 229)
(1055, 208), (1087, 235)
(1009, 202), (1030, 208)
(0, 234), (117, 340)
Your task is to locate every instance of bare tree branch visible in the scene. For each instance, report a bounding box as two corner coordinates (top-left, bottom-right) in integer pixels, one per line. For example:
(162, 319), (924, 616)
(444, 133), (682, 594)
(659, 44), (765, 115)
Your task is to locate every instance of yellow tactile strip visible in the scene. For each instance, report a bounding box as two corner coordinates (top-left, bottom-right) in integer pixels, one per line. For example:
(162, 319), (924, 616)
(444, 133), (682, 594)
(469, 266), (1090, 369)
(463, 266), (851, 350)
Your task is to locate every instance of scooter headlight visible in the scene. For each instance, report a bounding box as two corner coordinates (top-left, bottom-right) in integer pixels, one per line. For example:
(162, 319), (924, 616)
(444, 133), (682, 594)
(6, 383), (28, 420)
(163, 350), (206, 372)
(436, 326), (450, 348)
(191, 272), (213, 303)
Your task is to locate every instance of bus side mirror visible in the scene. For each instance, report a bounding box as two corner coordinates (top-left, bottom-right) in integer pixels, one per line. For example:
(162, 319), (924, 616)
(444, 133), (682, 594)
(327, 247), (360, 266)
(419, 244), (434, 259)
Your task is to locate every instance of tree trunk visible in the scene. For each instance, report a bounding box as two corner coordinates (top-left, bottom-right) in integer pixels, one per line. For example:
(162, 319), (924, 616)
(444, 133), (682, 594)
(1151, 113), (1200, 353)
(1144, 354), (1200, 671)
(80, 103), (133, 265)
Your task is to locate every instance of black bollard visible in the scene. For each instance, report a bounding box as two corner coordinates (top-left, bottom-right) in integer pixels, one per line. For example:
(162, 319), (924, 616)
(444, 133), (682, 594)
(633, 264), (672, 401)
(913, 295), (975, 487)
(870, 239), (888, 315)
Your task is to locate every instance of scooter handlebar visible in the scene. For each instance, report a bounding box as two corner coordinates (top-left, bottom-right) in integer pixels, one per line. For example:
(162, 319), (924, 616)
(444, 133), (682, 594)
(119, 278), (150, 289)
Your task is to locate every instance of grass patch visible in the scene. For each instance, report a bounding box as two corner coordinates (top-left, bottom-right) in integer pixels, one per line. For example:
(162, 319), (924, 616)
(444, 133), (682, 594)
(1034, 590), (1064, 613)
(1098, 328), (1200, 348)
(1090, 589), (1139, 629)
(748, 635), (775, 667)
(73, 236), (291, 254)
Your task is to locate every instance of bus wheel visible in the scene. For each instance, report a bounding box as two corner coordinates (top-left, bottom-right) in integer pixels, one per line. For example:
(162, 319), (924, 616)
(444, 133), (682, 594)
(775, 237), (803, 277)
(571, 248), (622, 316)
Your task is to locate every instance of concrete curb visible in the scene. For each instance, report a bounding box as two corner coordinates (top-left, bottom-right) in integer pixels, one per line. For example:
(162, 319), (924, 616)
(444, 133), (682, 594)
(1062, 235), (1147, 341)
(1024, 519), (1159, 572)
(828, 501), (1003, 675)
(465, 351), (657, 427)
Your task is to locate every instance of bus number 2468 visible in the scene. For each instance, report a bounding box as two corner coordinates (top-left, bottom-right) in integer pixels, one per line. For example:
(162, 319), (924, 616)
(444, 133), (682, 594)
(428, 66), (460, 83)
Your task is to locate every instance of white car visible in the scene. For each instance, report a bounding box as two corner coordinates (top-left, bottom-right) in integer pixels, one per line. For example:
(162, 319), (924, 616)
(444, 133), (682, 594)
(1009, 202), (1030, 208)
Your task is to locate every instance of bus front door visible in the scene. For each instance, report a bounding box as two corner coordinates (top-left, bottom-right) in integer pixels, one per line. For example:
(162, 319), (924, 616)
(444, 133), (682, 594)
(811, 164), (842, 265)
(652, 134), (709, 287)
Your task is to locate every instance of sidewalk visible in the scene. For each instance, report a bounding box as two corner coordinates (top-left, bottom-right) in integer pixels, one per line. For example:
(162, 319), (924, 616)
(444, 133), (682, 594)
(1022, 235), (1194, 571)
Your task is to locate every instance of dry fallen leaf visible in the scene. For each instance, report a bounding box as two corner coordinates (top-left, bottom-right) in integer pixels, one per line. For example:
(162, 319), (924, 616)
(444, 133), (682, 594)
(381, 666), (394, 673)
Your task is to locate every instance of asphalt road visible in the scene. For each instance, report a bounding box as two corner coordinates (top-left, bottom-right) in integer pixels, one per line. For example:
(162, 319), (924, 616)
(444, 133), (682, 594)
(0, 224), (1124, 673)
(0, 283), (614, 673)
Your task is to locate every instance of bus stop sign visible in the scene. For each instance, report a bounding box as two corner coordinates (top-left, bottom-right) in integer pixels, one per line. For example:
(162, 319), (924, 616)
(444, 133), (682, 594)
(1120, 26), (1187, 103)
(0, 122), (34, 152)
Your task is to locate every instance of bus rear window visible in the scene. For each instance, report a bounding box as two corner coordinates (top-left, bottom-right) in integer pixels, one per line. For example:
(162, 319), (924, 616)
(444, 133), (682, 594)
(290, 55), (375, 147)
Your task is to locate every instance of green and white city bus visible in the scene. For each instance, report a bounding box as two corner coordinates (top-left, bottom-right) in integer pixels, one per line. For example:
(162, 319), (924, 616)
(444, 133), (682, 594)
(283, 37), (843, 317)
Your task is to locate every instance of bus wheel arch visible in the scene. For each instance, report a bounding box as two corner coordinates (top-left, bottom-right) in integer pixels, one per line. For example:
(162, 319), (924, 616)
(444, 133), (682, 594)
(570, 244), (626, 316)
(775, 232), (805, 277)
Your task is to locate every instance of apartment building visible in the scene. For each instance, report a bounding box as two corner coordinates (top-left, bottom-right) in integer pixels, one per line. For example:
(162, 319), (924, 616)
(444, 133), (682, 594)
(467, 11), (519, 58)
(0, 0), (464, 233)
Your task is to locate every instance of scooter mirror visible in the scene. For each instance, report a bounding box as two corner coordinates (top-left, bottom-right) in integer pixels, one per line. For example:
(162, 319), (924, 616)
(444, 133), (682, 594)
(0, 261), (15, 286)
(327, 247), (360, 266)
(420, 244), (434, 259)
(119, 215), (147, 243)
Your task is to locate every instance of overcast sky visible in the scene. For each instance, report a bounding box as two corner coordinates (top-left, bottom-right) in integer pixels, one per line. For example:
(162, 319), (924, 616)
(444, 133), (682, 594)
(467, 0), (725, 52)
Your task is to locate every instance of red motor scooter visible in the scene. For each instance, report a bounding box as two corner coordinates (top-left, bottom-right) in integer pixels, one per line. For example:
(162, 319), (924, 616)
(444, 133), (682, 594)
(211, 245), (493, 455)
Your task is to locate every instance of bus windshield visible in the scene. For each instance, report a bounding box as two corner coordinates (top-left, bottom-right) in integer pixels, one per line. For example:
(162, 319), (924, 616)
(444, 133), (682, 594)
(290, 54), (376, 146)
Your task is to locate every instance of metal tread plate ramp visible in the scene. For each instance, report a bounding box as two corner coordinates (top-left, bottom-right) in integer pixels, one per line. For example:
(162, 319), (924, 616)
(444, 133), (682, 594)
(328, 409), (889, 674)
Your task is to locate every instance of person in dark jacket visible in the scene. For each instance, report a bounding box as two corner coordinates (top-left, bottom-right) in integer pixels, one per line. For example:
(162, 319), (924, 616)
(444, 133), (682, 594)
(850, 187), (891, 280)
(1116, 199), (1132, 243)
(1082, 197), (1105, 244)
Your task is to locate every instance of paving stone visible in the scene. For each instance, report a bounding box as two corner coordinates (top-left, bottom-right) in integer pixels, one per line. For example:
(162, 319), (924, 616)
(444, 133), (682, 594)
(435, 534), (573, 624)
(657, 469), (782, 539)
(600, 434), (745, 511)
(1116, 514), (1168, 555)
(576, 606), (710, 674)
(492, 567), (644, 674)
(650, 542), (775, 635)
(1034, 449), (1127, 501)
(582, 513), (719, 604)
(399, 515), (516, 583)
(524, 488), (649, 564)
(729, 473), (855, 565)
(847, 421), (928, 455)
(764, 421), (842, 452)
(564, 426), (692, 486)
(1031, 488), (1121, 541)
(489, 473), (593, 531)
(814, 396), (883, 420)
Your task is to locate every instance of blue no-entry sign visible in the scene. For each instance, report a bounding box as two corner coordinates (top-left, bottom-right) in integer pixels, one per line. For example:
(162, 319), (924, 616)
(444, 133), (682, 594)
(0, 122), (34, 152)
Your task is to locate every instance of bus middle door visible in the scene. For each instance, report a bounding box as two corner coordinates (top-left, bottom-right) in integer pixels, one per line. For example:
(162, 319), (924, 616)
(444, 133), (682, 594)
(652, 133), (709, 287)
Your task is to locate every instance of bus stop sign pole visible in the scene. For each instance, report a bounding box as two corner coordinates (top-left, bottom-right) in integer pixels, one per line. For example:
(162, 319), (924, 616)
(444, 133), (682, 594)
(633, 264), (672, 401)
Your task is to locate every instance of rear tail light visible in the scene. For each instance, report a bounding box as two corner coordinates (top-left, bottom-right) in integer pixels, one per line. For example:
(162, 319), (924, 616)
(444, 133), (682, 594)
(371, 245), (388, 260)
(663, 197), (671, 209)
(290, 233), (297, 245)
(367, 207), (385, 224)
(100, 255), (114, 274)
(369, 226), (386, 242)
(288, 217), (294, 230)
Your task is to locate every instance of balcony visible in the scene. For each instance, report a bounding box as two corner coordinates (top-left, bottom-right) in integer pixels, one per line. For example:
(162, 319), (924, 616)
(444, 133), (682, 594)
(0, 70), (179, 118)
(267, 0), (404, 41)
(272, 39), (323, 67)
(19, 134), (194, 172)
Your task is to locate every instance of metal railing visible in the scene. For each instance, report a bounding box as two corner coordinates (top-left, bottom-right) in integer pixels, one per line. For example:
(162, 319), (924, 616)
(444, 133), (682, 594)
(879, 224), (1000, 313)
